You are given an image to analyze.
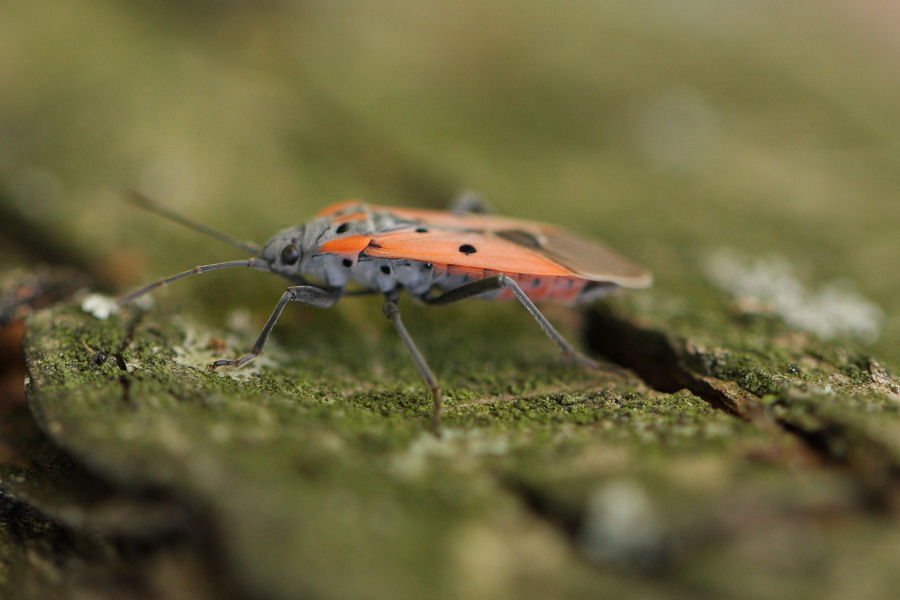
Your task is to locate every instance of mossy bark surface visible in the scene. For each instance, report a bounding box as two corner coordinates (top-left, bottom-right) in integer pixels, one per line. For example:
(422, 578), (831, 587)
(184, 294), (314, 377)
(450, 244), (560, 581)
(3, 292), (896, 599)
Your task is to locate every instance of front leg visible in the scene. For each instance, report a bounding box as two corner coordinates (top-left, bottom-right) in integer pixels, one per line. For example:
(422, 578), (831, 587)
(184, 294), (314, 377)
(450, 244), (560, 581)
(210, 285), (341, 369)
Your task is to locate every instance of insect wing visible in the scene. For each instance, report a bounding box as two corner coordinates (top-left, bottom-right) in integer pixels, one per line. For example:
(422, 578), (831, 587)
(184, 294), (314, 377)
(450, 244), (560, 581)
(385, 206), (547, 236)
(387, 209), (650, 287)
(363, 229), (574, 277)
(389, 208), (651, 288)
(533, 228), (652, 288)
(316, 202), (651, 287)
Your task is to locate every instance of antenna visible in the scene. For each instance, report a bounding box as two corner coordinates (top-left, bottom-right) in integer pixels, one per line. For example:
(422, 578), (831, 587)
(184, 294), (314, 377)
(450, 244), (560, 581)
(118, 258), (271, 305)
(125, 190), (262, 256)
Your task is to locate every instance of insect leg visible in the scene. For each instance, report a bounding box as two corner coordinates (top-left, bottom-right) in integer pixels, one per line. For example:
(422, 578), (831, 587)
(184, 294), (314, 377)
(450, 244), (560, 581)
(421, 276), (505, 306)
(209, 285), (341, 369)
(423, 275), (599, 369)
(382, 295), (442, 429)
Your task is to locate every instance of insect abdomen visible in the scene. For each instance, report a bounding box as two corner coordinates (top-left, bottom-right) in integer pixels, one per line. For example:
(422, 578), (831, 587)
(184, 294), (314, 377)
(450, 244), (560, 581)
(335, 254), (616, 305)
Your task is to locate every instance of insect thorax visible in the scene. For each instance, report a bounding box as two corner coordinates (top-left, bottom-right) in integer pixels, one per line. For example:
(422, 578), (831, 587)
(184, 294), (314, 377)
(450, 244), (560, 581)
(293, 209), (481, 296)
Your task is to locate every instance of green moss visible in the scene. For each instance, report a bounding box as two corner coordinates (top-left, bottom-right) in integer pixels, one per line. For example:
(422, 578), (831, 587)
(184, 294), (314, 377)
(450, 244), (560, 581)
(5, 1), (900, 596)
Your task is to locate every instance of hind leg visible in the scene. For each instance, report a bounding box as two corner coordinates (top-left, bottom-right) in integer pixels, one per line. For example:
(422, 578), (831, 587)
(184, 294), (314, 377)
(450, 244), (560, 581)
(422, 275), (599, 368)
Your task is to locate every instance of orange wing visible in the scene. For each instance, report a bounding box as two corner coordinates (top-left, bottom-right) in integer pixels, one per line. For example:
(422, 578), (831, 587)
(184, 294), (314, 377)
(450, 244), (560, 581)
(316, 201), (544, 233)
(385, 207), (650, 287)
(315, 201), (652, 287)
(385, 206), (548, 235)
(363, 230), (574, 277)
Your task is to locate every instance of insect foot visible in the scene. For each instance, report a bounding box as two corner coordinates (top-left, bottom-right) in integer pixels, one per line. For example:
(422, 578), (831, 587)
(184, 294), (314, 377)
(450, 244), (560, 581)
(208, 352), (259, 370)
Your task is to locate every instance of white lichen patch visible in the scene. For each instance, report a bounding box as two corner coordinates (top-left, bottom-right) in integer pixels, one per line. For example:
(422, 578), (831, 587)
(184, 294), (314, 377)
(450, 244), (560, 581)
(225, 308), (257, 336)
(81, 294), (120, 319)
(704, 249), (883, 343)
(169, 315), (285, 377)
(578, 479), (664, 567)
(82, 292), (154, 318)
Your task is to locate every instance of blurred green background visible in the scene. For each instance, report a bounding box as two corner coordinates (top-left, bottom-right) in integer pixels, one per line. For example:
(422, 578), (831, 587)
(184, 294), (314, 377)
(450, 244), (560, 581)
(2, 0), (898, 365)
(3, 3), (900, 599)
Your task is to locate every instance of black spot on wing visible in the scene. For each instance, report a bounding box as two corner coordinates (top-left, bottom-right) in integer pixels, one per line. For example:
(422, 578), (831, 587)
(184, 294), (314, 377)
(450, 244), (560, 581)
(459, 244), (477, 255)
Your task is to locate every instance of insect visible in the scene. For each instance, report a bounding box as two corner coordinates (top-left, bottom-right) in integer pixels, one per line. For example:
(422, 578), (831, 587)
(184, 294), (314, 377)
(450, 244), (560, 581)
(120, 191), (652, 426)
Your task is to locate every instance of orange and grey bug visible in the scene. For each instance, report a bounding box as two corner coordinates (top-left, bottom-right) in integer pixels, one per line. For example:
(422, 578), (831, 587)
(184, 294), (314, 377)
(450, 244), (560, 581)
(120, 192), (652, 426)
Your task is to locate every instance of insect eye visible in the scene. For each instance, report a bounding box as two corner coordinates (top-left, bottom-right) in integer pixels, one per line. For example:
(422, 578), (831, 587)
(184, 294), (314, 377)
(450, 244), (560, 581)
(281, 244), (300, 265)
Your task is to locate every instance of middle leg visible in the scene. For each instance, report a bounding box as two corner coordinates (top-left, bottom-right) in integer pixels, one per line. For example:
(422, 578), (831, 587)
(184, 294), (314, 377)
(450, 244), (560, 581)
(382, 293), (442, 429)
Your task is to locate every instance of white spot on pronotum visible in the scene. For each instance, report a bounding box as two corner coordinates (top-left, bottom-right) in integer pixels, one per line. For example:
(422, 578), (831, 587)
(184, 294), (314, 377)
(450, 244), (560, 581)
(704, 249), (883, 343)
(81, 294), (119, 319)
